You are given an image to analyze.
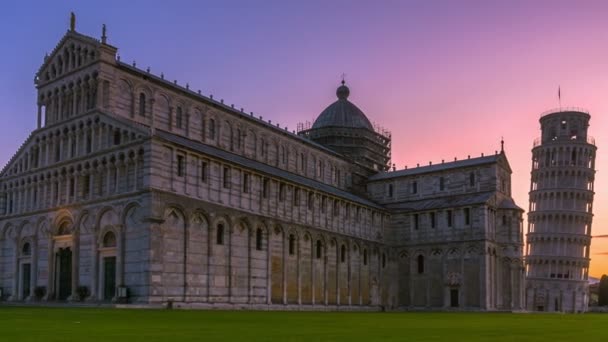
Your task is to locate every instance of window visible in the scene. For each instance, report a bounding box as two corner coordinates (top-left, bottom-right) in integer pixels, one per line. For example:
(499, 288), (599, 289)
(447, 210), (453, 227)
(412, 181), (418, 194)
(216, 224), (224, 245)
(413, 213), (419, 230)
(316, 240), (322, 259)
(113, 131), (121, 145)
(439, 177), (445, 191)
(561, 120), (567, 129)
(293, 188), (300, 206)
(176, 106), (183, 129)
(69, 178), (75, 197)
(255, 228), (263, 251)
(289, 234), (295, 255)
(103, 231), (116, 248)
(300, 153), (305, 171)
(223, 167), (231, 188)
(341, 245), (346, 263)
(388, 184), (393, 197)
(464, 208), (471, 225)
(279, 183), (285, 201)
(307, 192), (314, 210)
(83, 175), (90, 198)
(177, 155), (185, 177)
(70, 138), (76, 157)
(201, 161), (208, 182)
(209, 119), (216, 140)
(571, 150), (577, 165)
(430, 212), (436, 228)
(333, 200), (339, 216)
(22, 242), (31, 256)
(469, 172), (475, 186)
(243, 173), (250, 193)
(502, 215), (507, 225)
(382, 253), (386, 269)
(262, 178), (269, 198)
(417, 255), (424, 274)
(363, 249), (368, 265)
(139, 93), (146, 116)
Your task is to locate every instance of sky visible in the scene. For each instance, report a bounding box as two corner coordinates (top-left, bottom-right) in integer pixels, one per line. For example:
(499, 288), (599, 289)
(0, 0), (607, 277)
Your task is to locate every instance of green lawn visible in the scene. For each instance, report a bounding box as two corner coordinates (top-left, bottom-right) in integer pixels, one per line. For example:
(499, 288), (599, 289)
(0, 307), (606, 341)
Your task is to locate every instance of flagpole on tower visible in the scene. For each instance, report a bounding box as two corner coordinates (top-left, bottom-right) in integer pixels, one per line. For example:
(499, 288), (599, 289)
(558, 86), (561, 111)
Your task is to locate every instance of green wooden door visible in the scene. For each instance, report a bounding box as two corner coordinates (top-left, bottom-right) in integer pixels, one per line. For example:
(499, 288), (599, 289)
(22, 263), (31, 299)
(57, 248), (72, 300)
(103, 256), (116, 301)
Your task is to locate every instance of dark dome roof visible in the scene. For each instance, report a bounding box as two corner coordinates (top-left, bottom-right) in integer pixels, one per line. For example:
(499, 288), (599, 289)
(312, 82), (374, 130)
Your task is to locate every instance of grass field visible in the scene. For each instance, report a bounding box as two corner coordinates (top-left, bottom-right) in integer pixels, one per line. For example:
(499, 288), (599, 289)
(0, 307), (606, 341)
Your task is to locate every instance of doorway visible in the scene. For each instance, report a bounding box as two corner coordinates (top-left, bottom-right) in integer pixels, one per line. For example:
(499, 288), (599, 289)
(21, 263), (31, 299)
(103, 256), (116, 301)
(56, 247), (72, 300)
(450, 289), (459, 308)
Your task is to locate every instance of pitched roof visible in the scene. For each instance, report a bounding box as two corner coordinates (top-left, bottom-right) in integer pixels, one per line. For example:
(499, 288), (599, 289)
(369, 154), (501, 181)
(155, 130), (384, 209)
(498, 198), (524, 212)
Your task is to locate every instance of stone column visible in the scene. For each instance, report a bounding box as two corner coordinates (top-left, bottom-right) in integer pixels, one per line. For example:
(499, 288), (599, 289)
(37, 102), (42, 129)
(46, 238), (54, 300)
(10, 237), (18, 300)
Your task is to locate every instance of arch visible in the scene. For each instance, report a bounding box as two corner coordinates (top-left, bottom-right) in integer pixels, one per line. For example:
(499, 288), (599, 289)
(102, 231), (117, 248)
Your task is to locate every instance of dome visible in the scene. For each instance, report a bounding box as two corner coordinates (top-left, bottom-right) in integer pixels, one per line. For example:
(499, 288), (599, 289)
(312, 82), (374, 131)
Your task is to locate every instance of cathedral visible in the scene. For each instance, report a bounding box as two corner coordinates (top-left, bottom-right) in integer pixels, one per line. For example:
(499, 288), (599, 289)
(0, 18), (525, 310)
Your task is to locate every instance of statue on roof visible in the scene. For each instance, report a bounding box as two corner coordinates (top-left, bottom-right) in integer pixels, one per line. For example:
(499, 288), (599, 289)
(70, 12), (76, 31)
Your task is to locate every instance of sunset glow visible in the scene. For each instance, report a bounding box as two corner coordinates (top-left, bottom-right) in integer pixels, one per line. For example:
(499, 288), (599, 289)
(1, 0), (607, 277)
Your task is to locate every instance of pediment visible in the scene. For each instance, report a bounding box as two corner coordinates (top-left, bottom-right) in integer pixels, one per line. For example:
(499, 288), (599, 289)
(36, 31), (103, 85)
(497, 153), (513, 173)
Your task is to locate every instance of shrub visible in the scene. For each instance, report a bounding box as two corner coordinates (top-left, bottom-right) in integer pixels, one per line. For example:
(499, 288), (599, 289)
(76, 286), (90, 302)
(599, 275), (608, 306)
(34, 286), (46, 300)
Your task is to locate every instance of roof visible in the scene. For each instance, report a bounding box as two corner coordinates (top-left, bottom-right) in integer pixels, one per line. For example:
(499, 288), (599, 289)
(155, 130), (384, 210)
(384, 191), (495, 211)
(369, 154), (501, 181)
(498, 198), (524, 211)
(312, 83), (374, 130)
(115, 62), (349, 160)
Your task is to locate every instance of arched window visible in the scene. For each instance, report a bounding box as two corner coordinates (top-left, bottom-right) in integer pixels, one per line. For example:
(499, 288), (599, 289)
(571, 150), (577, 165)
(363, 249), (368, 265)
(216, 224), (224, 245)
(138, 93), (146, 117)
(176, 106), (183, 129)
(417, 255), (424, 274)
(22, 242), (31, 256)
(256, 228), (263, 251)
(341, 244), (346, 263)
(316, 240), (322, 259)
(57, 222), (70, 236)
(103, 231), (117, 248)
(289, 234), (295, 255)
(209, 119), (216, 140)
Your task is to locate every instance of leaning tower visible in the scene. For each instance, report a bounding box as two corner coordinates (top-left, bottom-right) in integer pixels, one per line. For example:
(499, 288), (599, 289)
(525, 109), (597, 313)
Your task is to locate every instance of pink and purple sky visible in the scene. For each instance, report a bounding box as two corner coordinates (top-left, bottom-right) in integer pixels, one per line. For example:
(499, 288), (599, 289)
(1, 0), (607, 277)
